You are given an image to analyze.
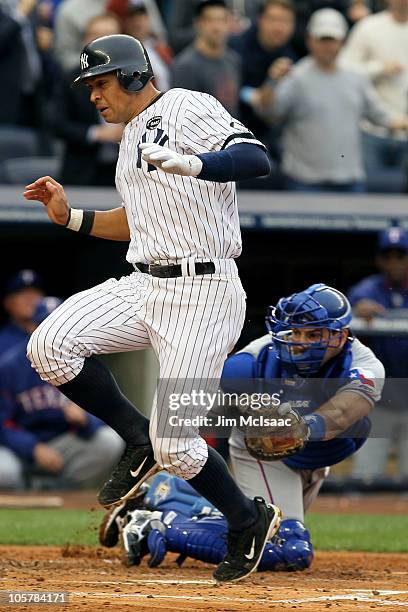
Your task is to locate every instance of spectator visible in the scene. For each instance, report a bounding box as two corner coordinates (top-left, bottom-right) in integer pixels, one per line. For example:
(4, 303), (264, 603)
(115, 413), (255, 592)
(0, 270), (43, 354)
(171, 0), (240, 115)
(110, 0), (172, 91)
(229, 0), (296, 156)
(292, 1), (373, 57)
(341, 0), (408, 192)
(167, 0), (264, 54)
(50, 13), (123, 186)
(107, 0), (167, 41)
(251, 8), (408, 192)
(0, 0), (44, 127)
(348, 225), (408, 481)
(0, 297), (124, 490)
(54, 0), (106, 71)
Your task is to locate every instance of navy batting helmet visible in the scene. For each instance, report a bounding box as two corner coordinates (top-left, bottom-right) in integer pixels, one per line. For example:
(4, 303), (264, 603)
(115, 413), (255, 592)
(72, 34), (154, 92)
(266, 283), (352, 375)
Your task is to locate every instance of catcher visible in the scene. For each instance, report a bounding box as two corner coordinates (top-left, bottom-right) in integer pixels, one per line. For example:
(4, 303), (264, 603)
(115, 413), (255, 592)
(100, 283), (385, 570)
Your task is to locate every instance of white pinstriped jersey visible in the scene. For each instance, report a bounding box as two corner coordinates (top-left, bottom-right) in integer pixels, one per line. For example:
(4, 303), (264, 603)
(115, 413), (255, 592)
(115, 88), (265, 265)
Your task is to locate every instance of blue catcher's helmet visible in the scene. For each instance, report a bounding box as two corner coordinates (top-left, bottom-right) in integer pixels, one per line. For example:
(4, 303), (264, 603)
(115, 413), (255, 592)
(266, 283), (352, 375)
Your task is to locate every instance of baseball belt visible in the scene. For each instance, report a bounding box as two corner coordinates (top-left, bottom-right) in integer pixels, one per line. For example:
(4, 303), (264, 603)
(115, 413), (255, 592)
(134, 262), (216, 278)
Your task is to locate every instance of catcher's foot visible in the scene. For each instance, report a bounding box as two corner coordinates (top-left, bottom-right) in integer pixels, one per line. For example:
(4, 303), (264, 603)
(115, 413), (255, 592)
(97, 444), (160, 508)
(99, 483), (150, 547)
(213, 498), (282, 583)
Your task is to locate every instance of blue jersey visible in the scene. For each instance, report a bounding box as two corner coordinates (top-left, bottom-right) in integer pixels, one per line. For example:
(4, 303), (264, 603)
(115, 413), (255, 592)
(0, 340), (102, 461)
(225, 335), (384, 470)
(0, 323), (30, 355)
(348, 274), (408, 379)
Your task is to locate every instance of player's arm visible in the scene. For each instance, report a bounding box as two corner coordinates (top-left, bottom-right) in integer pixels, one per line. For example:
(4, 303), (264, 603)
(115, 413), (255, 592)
(23, 176), (130, 241)
(308, 390), (373, 441)
(140, 141), (270, 183)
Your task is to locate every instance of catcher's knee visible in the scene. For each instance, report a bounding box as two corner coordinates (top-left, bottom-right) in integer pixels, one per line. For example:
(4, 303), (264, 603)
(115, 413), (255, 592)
(150, 436), (208, 479)
(260, 519), (313, 571)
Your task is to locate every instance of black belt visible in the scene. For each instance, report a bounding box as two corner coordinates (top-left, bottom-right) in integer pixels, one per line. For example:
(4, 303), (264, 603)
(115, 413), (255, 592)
(135, 261), (215, 278)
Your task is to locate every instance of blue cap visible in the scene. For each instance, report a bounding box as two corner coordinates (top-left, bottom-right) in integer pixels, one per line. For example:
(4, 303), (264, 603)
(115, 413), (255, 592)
(32, 297), (63, 325)
(378, 226), (408, 253)
(5, 269), (42, 296)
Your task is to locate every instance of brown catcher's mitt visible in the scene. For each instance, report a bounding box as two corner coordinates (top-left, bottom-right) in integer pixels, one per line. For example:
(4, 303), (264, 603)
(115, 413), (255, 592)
(243, 402), (310, 461)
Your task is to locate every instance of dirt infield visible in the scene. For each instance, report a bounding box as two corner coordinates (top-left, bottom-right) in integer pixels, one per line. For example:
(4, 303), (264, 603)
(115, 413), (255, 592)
(1, 546), (407, 612)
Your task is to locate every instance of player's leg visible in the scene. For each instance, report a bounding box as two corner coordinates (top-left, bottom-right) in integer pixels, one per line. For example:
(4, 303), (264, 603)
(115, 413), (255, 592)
(230, 446), (304, 520)
(230, 446), (313, 571)
(147, 274), (281, 581)
(27, 275), (152, 447)
(350, 406), (394, 479)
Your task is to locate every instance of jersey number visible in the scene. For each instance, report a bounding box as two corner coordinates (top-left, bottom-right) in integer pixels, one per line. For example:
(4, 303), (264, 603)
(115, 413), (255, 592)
(137, 129), (169, 173)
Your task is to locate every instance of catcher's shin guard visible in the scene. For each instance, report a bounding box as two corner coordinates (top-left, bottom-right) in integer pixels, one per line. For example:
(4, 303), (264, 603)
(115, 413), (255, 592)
(259, 519), (314, 571)
(147, 512), (228, 567)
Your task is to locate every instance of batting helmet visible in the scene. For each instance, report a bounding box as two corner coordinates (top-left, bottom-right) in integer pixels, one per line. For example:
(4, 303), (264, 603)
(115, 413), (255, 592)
(72, 34), (154, 92)
(266, 283), (352, 375)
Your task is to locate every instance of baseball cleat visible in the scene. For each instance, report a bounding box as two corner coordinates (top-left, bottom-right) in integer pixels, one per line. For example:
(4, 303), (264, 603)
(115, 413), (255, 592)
(213, 497), (282, 583)
(99, 483), (150, 547)
(97, 444), (160, 508)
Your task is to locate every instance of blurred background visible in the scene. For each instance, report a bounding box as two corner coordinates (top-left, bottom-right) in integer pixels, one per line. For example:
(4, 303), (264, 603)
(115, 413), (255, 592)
(1, 0), (408, 494)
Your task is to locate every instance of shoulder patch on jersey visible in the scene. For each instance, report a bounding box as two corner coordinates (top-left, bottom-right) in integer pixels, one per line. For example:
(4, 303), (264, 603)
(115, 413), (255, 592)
(349, 368), (375, 389)
(147, 116), (162, 130)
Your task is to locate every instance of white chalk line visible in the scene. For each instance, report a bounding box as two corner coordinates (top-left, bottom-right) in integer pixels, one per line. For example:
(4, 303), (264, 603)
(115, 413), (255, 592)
(44, 579), (408, 597)
(66, 586), (408, 607)
(69, 591), (408, 607)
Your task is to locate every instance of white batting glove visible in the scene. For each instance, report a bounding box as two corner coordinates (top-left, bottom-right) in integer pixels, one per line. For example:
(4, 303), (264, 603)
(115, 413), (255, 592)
(139, 142), (203, 177)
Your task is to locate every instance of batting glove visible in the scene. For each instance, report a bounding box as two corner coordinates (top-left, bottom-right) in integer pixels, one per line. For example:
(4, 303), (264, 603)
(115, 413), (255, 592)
(139, 142), (203, 177)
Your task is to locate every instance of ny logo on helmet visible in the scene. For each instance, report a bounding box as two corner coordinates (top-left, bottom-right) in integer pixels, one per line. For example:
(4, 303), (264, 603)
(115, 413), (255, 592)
(80, 54), (89, 70)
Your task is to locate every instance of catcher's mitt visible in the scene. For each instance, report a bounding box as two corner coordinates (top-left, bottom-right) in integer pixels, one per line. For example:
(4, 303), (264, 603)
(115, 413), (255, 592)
(242, 402), (310, 461)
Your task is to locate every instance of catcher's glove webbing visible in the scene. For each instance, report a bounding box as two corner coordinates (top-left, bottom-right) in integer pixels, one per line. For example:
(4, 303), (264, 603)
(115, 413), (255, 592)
(243, 402), (310, 461)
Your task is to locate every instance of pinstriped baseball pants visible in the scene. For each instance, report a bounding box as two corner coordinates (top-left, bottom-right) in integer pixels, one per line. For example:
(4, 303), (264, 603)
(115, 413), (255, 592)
(27, 267), (246, 479)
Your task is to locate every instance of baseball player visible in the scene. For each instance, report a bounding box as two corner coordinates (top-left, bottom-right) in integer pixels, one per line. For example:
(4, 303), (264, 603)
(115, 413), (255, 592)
(23, 34), (279, 582)
(100, 283), (385, 570)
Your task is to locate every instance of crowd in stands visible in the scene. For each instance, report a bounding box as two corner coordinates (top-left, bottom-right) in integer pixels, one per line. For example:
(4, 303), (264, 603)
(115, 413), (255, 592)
(0, 0), (407, 191)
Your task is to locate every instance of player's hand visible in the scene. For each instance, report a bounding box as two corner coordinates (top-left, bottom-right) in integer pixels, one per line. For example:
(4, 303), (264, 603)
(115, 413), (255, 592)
(23, 176), (70, 226)
(267, 57), (293, 81)
(139, 143), (203, 177)
(353, 299), (385, 321)
(33, 443), (64, 473)
(62, 402), (88, 427)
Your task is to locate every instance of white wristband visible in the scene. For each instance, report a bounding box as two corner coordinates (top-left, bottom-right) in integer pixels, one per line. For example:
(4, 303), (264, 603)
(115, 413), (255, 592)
(66, 208), (84, 231)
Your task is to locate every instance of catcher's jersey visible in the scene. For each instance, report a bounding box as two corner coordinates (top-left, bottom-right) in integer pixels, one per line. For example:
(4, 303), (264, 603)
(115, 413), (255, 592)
(226, 336), (385, 465)
(115, 88), (263, 265)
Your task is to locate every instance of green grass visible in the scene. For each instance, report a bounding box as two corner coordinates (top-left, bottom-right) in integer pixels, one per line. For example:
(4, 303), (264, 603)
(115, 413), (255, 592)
(0, 509), (103, 546)
(0, 510), (407, 552)
(305, 514), (408, 552)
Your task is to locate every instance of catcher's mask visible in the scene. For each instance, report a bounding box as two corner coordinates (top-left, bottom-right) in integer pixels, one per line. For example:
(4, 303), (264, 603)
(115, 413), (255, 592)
(266, 283), (352, 376)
